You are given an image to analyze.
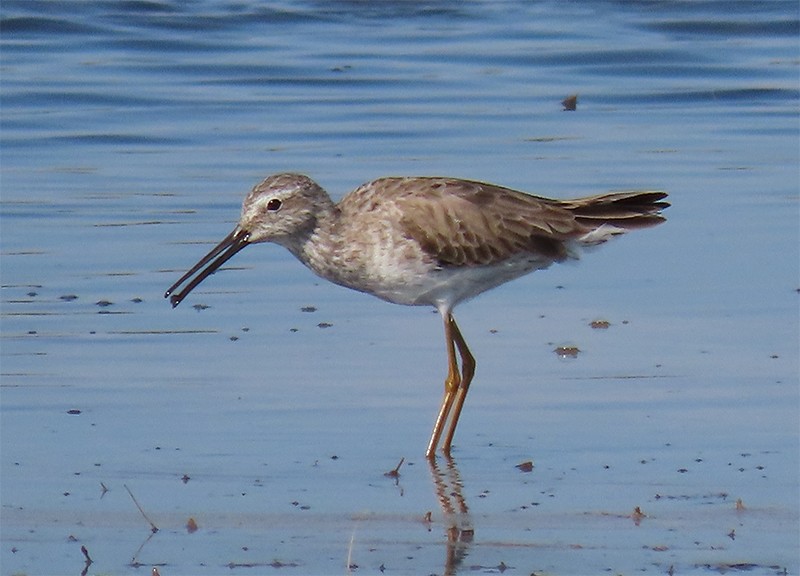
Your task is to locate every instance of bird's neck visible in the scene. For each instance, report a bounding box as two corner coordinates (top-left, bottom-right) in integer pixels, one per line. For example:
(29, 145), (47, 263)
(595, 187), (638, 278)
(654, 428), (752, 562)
(281, 203), (343, 281)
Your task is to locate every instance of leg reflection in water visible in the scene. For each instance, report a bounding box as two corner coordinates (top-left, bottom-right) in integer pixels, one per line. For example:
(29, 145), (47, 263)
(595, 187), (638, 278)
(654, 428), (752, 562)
(428, 456), (474, 574)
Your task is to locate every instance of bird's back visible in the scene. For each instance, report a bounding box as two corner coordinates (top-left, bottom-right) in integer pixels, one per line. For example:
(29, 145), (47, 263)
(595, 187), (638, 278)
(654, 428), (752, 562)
(339, 177), (667, 268)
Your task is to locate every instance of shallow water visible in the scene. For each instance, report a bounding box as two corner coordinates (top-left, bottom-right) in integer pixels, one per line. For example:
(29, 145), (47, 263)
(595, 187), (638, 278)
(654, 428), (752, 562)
(1, 1), (798, 575)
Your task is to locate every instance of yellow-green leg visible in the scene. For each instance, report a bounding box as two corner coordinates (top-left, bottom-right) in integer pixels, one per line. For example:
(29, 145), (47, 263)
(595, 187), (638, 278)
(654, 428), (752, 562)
(441, 315), (475, 456)
(426, 313), (475, 459)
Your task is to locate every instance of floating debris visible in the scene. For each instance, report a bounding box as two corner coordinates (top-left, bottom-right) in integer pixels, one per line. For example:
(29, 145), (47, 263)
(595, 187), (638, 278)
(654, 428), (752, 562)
(384, 457), (405, 478)
(515, 460), (534, 473)
(554, 345), (580, 358)
(81, 545), (93, 576)
(124, 484), (158, 533)
(562, 94), (578, 111)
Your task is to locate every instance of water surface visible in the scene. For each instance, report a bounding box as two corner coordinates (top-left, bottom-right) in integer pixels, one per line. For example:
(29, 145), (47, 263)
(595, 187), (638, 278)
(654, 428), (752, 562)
(1, 1), (798, 574)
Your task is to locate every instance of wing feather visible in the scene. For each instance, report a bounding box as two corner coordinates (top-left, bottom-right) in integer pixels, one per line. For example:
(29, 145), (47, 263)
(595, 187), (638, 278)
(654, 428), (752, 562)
(396, 179), (583, 266)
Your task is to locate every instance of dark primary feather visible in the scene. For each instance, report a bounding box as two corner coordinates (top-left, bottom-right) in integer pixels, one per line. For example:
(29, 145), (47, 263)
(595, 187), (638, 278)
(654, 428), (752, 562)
(566, 191), (669, 229)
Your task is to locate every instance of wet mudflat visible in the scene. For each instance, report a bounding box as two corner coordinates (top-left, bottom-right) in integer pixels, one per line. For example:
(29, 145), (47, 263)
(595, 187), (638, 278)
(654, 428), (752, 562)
(1, 1), (798, 574)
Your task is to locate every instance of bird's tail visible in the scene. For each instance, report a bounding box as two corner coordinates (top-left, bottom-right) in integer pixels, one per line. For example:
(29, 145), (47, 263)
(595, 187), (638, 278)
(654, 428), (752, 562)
(565, 190), (669, 246)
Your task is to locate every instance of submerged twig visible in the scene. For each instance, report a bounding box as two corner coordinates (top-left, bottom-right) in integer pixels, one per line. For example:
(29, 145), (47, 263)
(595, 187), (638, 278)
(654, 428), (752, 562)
(129, 531), (157, 567)
(383, 457), (405, 478)
(346, 528), (356, 574)
(124, 484), (159, 533)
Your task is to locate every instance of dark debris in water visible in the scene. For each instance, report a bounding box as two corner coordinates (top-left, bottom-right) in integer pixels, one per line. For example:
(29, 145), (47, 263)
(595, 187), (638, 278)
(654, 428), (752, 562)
(562, 93), (578, 111)
(554, 345), (580, 358)
(60, 294), (78, 301)
(696, 563), (789, 574)
(654, 491), (729, 502)
(515, 460), (534, 473)
(466, 561), (512, 572)
(384, 457), (405, 478)
(227, 560), (300, 569)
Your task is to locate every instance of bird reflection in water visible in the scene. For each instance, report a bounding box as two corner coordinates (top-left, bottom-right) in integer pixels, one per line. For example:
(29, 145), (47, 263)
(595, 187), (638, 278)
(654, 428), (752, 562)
(428, 456), (473, 574)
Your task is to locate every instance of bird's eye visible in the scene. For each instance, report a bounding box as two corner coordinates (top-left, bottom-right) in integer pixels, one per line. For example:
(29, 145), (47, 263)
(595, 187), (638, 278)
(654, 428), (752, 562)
(266, 198), (282, 212)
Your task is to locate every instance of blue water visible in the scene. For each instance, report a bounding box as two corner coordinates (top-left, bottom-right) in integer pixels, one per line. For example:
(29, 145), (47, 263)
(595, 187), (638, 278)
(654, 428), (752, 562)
(2, 1), (798, 575)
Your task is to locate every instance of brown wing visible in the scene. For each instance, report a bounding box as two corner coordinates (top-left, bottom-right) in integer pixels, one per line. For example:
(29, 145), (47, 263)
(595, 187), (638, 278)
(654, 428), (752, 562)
(395, 178), (587, 267)
(390, 178), (668, 267)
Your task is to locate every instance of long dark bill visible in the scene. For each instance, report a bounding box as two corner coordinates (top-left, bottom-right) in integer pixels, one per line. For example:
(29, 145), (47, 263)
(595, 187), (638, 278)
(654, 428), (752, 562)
(164, 227), (250, 308)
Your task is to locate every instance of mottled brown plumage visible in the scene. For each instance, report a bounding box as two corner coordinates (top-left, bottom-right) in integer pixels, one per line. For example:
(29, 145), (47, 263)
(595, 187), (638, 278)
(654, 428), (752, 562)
(388, 178), (667, 266)
(166, 173), (668, 458)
